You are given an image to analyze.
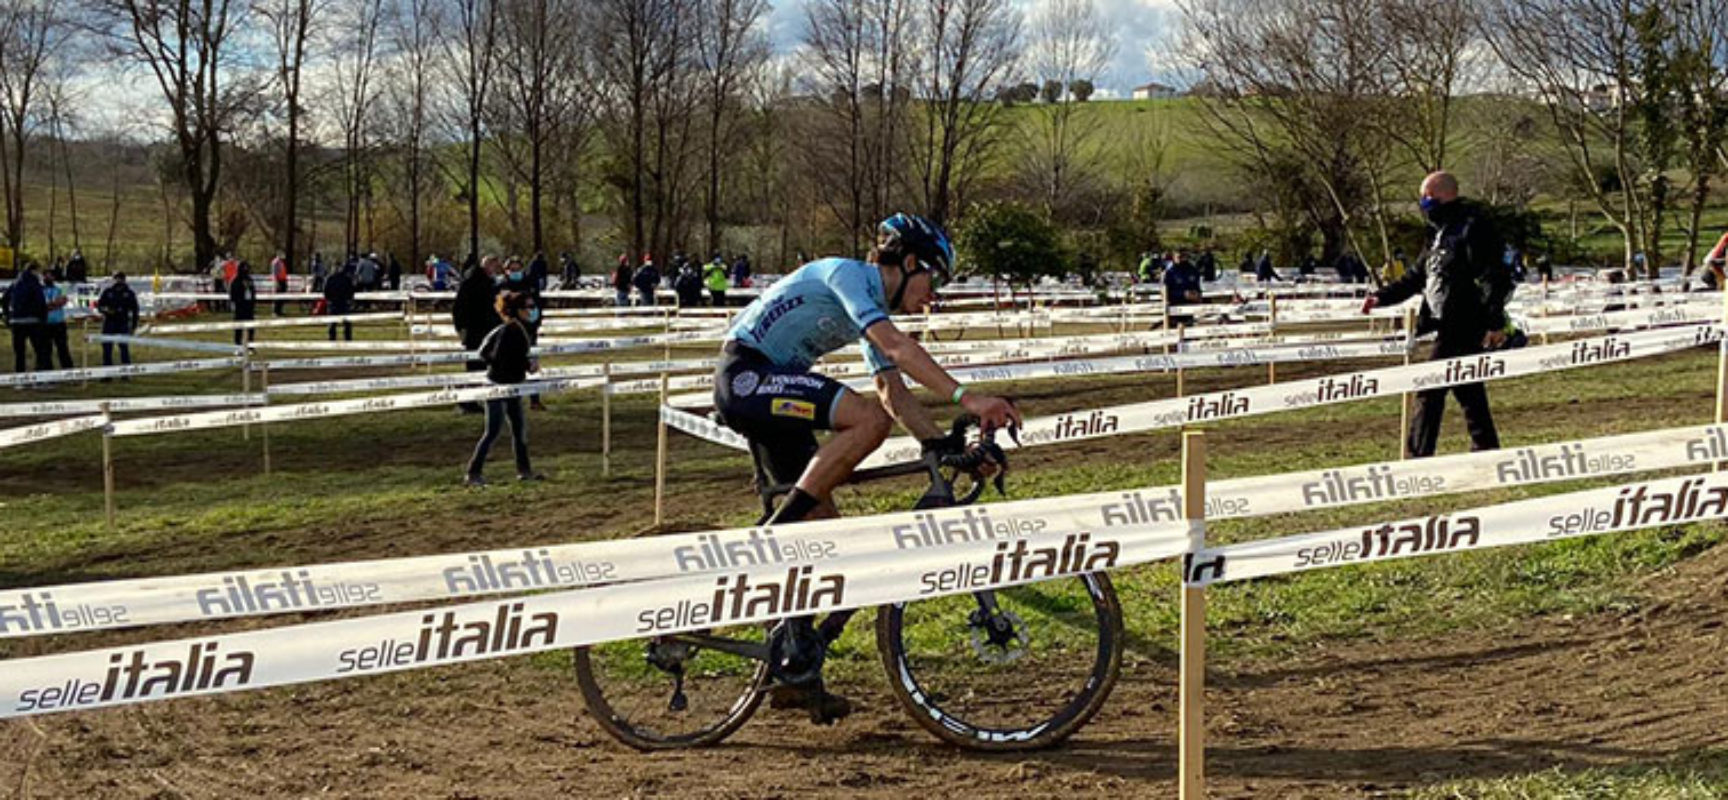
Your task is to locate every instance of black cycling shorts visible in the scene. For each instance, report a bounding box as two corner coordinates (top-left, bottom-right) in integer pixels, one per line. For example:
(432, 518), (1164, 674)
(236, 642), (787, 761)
(713, 346), (849, 487)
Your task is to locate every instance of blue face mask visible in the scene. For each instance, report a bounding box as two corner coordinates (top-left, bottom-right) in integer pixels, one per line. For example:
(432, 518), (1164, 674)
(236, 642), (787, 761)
(527, 308), (541, 323)
(509, 269), (524, 281)
(1418, 195), (1441, 213)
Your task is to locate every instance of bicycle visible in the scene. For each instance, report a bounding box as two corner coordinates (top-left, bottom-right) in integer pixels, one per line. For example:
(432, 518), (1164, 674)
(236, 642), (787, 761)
(573, 416), (1125, 751)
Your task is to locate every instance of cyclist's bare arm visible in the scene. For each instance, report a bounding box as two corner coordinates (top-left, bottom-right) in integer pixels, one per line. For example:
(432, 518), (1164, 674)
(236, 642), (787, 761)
(874, 370), (942, 439)
(864, 321), (1023, 431)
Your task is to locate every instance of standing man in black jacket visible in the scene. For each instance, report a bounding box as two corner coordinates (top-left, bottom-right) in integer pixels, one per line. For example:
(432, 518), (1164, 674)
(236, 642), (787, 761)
(230, 262), (258, 347)
(453, 255), (501, 413)
(1362, 171), (1515, 458)
(96, 273), (141, 367)
(3, 263), (50, 372)
(323, 264), (357, 341)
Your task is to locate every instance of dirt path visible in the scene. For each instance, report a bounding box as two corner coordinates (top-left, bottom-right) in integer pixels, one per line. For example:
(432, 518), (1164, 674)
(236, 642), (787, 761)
(3, 541), (1723, 799)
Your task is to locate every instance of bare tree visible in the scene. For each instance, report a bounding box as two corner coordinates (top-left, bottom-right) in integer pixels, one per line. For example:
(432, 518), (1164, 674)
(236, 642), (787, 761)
(1677, 0), (1728, 272)
(382, 0), (442, 270)
(1482, 0), (1646, 270)
(0, 0), (67, 254)
(593, 0), (695, 262)
(327, 0), (387, 256)
(443, 0), (500, 262)
(1182, 0), (1393, 273)
(911, 0), (1021, 225)
(492, 0), (588, 255)
(800, 0), (915, 255)
(1022, 0), (1116, 221)
(1377, 0), (1481, 173)
(693, 0), (768, 253)
(255, 0), (325, 271)
(88, 0), (255, 271)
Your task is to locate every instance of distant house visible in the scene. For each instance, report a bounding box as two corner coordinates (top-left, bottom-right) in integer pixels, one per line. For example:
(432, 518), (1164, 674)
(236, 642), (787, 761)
(1132, 82), (1178, 100)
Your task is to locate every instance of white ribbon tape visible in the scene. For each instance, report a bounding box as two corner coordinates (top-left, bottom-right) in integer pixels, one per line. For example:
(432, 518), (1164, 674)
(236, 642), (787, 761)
(0, 414), (107, 451)
(0, 358), (244, 388)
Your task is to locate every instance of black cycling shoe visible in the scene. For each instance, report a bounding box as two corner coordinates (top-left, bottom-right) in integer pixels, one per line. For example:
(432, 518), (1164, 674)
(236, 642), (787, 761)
(767, 681), (854, 725)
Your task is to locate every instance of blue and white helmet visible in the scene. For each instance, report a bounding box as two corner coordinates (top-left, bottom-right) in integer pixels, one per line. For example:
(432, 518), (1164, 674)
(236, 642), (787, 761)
(878, 213), (955, 284)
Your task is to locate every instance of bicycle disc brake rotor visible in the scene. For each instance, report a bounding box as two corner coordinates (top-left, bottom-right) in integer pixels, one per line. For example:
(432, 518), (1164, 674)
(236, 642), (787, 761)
(967, 609), (1028, 665)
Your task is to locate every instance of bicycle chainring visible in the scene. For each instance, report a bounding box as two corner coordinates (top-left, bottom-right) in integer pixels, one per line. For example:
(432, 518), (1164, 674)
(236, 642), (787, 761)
(967, 608), (1028, 665)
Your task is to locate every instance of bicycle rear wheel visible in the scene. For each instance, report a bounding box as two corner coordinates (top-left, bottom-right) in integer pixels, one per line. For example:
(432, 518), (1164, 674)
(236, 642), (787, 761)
(875, 572), (1123, 750)
(574, 625), (770, 750)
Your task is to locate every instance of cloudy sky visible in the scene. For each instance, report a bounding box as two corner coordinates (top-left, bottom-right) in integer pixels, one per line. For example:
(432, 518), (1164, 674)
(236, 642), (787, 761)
(764, 0), (1183, 95)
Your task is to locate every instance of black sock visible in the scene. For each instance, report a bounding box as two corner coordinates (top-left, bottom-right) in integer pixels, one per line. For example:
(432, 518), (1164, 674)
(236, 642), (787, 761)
(768, 488), (821, 525)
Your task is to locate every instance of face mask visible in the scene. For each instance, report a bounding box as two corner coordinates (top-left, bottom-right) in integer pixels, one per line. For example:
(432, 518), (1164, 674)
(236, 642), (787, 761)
(527, 308), (541, 323)
(509, 269), (524, 280)
(1418, 195), (1440, 214)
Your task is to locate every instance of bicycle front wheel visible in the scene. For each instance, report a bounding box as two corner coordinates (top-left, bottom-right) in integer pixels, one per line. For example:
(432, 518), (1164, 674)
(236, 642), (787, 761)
(875, 572), (1123, 751)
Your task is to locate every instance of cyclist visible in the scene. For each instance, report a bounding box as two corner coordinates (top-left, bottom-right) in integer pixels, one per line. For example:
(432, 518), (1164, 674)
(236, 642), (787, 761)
(711, 212), (1022, 724)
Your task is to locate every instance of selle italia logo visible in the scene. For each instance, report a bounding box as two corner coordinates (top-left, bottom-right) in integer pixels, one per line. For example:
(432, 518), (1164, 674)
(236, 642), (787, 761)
(15, 641), (255, 713)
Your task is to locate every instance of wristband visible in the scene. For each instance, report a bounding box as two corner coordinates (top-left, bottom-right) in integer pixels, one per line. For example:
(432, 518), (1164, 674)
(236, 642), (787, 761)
(951, 385), (967, 405)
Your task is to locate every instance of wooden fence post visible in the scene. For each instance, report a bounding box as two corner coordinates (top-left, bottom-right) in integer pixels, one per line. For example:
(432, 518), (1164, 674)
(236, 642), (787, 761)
(101, 402), (117, 532)
(653, 372), (669, 526)
(1400, 306), (1417, 460)
(602, 361), (613, 478)
(1178, 431), (1208, 800)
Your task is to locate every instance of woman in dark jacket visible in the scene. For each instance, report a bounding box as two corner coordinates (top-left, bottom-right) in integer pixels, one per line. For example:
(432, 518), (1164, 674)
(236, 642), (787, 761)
(465, 291), (542, 486)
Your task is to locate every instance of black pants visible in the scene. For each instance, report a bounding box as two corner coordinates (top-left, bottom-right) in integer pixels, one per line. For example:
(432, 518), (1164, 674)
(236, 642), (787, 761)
(327, 303), (352, 340)
(709, 288), (726, 307)
(102, 342), (132, 366)
(467, 396), (530, 477)
(233, 325), (256, 346)
(11, 322), (49, 372)
(1409, 334), (1500, 458)
(274, 280), (288, 315)
(46, 324), (74, 369)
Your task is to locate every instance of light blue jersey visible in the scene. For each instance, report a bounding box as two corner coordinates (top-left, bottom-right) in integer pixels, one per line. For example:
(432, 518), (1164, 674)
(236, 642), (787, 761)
(725, 257), (896, 373)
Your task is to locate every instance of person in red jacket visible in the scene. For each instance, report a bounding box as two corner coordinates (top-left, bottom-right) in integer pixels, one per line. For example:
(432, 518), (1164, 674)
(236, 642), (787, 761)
(270, 252), (290, 315)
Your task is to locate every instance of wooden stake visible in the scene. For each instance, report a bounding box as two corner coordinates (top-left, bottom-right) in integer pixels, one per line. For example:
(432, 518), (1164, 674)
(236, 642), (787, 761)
(602, 361), (613, 478)
(1178, 430), (1207, 800)
(1267, 294), (1278, 384)
(261, 363), (272, 476)
(100, 402), (116, 532)
(1400, 307), (1417, 460)
(241, 352), (252, 442)
(653, 371), (669, 526)
(1715, 291), (1728, 471)
(1176, 325), (1187, 397)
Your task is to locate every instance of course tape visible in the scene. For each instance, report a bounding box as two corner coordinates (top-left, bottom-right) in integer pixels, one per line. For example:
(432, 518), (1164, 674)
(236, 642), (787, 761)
(4, 465), (1722, 719)
(0, 394), (265, 419)
(13, 419), (1719, 637)
(849, 324), (1723, 469)
(0, 414), (107, 451)
(1185, 471), (1728, 586)
(108, 377), (604, 437)
(1518, 302), (1720, 335)
(86, 335), (247, 356)
(0, 515), (1194, 719)
(0, 358), (244, 388)
(142, 313), (404, 334)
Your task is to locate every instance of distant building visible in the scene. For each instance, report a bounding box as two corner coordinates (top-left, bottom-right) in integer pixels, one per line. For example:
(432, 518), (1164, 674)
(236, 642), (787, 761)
(1132, 82), (1178, 100)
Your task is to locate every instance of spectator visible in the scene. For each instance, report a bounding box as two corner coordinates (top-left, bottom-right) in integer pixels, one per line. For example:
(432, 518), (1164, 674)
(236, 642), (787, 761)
(40, 271), (75, 369)
(730, 252), (751, 287)
(387, 253), (403, 291)
(633, 253), (660, 306)
(498, 258), (545, 410)
(464, 290), (541, 487)
(1361, 170), (1514, 459)
(311, 252), (328, 292)
(323, 263), (356, 341)
(453, 255), (502, 413)
(65, 249), (88, 284)
(1535, 253), (1554, 284)
(230, 261), (258, 347)
(355, 252), (380, 293)
(611, 255), (633, 307)
(1197, 248), (1218, 282)
(1255, 251), (1281, 282)
(529, 251), (549, 291)
(1238, 252), (1254, 275)
(704, 253), (729, 306)
(96, 273), (140, 368)
(428, 254), (455, 291)
(1137, 251), (1156, 284)
(3, 262), (50, 373)
(1298, 254), (1317, 278)
(1162, 251), (1203, 327)
(270, 251), (291, 315)
(559, 251), (580, 289)
(674, 259), (704, 308)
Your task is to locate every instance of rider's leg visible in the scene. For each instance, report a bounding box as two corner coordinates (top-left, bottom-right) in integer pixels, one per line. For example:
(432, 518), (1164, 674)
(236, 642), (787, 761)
(767, 391), (889, 525)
